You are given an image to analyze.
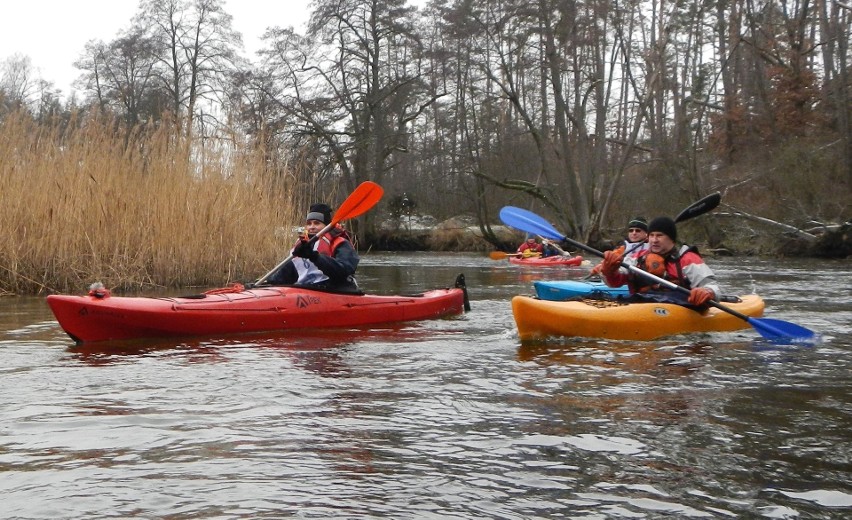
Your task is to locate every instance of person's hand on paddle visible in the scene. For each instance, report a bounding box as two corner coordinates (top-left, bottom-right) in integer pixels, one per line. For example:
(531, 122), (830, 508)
(688, 287), (714, 306)
(292, 239), (318, 262)
(600, 246), (625, 277)
(588, 263), (603, 276)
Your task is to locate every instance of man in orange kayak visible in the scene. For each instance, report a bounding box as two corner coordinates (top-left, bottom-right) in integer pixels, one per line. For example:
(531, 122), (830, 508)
(588, 216), (648, 276)
(265, 203), (360, 291)
(623, 216), (649, 254)
(599, 216), (718, 307)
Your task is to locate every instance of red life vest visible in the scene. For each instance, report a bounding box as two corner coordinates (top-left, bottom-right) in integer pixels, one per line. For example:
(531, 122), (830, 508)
(293, 225), (351, 256)
(633, 246), (697, 291)
(315, 233), (348, 255)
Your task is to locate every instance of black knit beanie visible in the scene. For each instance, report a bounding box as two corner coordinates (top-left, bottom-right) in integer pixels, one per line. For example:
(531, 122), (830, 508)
(306, 203), (333, 224)
(648, 216), (677, 241)
(627, 216), (648, 232)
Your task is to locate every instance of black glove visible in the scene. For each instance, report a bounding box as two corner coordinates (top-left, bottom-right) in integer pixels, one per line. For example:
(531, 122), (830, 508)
(292, 239), (318, 261)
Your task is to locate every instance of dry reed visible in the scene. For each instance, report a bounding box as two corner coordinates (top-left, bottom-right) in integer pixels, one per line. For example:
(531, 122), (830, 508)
(0, 111), (300, 294)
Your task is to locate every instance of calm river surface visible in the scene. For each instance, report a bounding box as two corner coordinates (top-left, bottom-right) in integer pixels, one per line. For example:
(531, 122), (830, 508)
(1, 253), (850, 519)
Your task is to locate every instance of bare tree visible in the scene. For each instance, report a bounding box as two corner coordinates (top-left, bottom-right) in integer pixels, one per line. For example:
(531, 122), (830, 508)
(0, 54), (39, 113)
(429, 0), (672, 241)
(257, 0), (439, 235)
(74, 30), (161, 125)
(816, 0), (851, 182)
(134, 0), (242, 137)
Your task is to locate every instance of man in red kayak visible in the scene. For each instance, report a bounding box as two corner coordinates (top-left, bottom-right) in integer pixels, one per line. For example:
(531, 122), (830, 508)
(265, 203), (360, 291)
(516, 235), (544, 256)
(599, 216), (718, 307)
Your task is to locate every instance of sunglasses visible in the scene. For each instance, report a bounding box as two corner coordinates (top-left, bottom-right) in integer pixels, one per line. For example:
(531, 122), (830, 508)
(628, 228), (646, 233)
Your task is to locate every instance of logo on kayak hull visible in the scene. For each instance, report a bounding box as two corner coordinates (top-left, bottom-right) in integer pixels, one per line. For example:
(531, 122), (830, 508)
(295, 295), (321, 308)
(653, 307), (669, 316)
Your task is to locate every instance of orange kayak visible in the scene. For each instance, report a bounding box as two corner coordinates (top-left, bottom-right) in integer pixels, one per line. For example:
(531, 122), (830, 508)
(512, 294), (765, 341)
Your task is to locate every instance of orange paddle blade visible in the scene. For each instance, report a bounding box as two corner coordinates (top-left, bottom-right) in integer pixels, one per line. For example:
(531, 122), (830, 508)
(489, 251), (510, 260)
(331, 181), (384, 224)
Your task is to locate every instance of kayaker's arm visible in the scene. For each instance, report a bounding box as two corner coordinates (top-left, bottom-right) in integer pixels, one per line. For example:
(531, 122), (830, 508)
(600, 246), (631, 288)
(262, 261), (297, 285)
(262, 239), (359, 287)
(313, 241), (359, 283)
(542, 239), (568, 257)
(680, 253), (720, 300)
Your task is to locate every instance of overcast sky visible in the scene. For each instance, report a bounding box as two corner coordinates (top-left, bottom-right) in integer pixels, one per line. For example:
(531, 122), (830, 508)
(0, 0), (311, 98)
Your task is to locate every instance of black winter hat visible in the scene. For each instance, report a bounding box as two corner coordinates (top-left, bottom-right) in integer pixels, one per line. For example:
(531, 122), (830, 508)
(648, 216), (677, 241)
(306, 203), (333, 224)
(627, 216), (648, 232)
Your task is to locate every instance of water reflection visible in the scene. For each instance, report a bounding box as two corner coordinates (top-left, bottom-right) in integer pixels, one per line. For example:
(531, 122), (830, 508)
(65, 324), (443, 370)
(517, 339), (716, 374)
(516, 339), (736, 426)
(66, 340), (228, 365)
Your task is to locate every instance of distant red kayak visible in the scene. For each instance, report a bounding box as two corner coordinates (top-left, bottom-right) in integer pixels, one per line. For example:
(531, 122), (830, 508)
(47, 276), (469, 343)
(508, 255), (584, 267)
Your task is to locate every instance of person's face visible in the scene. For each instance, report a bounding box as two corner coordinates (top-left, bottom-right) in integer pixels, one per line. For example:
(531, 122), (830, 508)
(647, 231), (674, 254)
(305, 219), (325, 235)
(627, 227), (648, 243)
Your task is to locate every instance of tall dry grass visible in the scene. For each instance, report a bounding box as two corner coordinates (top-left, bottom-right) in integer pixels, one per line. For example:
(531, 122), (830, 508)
(0, 111), (300, 294)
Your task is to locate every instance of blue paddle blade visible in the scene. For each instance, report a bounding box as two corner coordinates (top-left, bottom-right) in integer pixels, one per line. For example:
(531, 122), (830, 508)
(748, 317), (816, 343)
(499, 206), (565, 241)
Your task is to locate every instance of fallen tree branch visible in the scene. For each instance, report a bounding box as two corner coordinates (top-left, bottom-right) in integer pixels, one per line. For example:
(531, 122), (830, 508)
(715, 208), (818, 241)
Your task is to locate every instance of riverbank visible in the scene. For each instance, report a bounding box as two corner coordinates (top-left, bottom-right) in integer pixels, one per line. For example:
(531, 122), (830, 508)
(3, 210), (847, 297)
(369, 217), (852, 259)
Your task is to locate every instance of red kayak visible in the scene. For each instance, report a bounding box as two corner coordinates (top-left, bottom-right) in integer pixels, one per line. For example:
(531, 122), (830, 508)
(47, 275), (469, 343)
(508, 255), (584, 267)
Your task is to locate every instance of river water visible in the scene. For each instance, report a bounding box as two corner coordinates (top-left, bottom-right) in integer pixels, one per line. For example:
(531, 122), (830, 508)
(1, 253), (850, 519)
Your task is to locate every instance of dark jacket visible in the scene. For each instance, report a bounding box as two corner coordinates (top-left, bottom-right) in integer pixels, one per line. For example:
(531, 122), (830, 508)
(265, 229), (360, 290)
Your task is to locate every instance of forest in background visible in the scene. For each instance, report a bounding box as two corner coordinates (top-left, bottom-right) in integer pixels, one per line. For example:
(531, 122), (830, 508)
(0, 0), (849, 292)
